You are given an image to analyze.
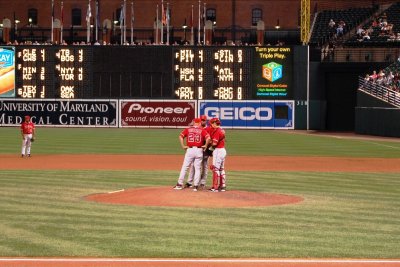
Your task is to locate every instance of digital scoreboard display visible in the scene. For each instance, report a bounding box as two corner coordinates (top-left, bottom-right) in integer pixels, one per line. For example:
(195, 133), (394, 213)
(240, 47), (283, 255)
(16, 48), (49, 98)
(173, 47), (251, 100)
(15, 47), (92, 99)
(10, 46), (293, 100)
(173, 48), (204, 99)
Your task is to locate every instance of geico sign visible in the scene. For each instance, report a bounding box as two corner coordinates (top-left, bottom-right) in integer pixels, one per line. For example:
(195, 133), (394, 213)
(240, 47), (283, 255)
(127, 103), (191, 114)
(204, 107), (273, 120)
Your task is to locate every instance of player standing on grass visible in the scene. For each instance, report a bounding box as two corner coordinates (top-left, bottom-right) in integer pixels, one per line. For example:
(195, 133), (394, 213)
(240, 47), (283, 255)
(208, 118), (227, 192)
(174, 118), (210, 192)
(20, 115), (36, 158)
(185, 115), (211, 190)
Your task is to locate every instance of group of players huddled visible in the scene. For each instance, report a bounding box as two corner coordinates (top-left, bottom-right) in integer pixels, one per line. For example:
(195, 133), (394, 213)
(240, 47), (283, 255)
(174, 115), (227, 192)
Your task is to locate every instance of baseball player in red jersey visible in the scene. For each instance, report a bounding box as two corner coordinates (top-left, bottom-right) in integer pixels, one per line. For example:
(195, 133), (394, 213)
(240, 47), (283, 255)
(174, 118), (211, 192)
(20, 115), (36, 158)
(208, 117), (227, 192)
(185, 115), (211, 190)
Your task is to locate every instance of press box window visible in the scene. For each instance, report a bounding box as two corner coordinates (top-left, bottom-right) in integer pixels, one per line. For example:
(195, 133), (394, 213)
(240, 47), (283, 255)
(28, 8), (38, 25)
(252, 8), (262, 26)
(206, 8), (216, 23)
(72, 8), (82, 26)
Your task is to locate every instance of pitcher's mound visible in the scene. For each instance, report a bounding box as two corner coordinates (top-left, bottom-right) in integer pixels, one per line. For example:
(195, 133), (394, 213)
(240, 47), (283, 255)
(86, 187), (303, 208)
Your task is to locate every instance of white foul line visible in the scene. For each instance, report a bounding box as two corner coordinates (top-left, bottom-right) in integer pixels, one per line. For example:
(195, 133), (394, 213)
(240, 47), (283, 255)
(107, 189), (125, 194)
(0, 258), (399, 263)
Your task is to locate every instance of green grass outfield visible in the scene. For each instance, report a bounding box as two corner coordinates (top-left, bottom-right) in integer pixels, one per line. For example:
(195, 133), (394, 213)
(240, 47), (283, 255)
(0, 128), (399, 258)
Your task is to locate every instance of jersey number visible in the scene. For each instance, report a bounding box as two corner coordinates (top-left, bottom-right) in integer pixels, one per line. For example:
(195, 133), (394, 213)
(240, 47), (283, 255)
(188, 133), (201, 143)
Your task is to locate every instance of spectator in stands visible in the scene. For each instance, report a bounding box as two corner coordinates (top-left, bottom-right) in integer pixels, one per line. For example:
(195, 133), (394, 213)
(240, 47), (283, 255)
(362, 73), (371, 87)
(356, 26), (365, 38)
(328, 19), (336, 36)
(336, 20), (345, 37)
(394, 72), (400, 90)
(370, 70), (378, 82)
(376, 74), (384, 85)
(362, 31), (371, 41)
(380, 23), (391, 36)
(328, 19), (335, 28)
(379, 12), (388, 24)
(378, 70), (385, 79)
(372, 17), (379, 27)
(385, 71), (395, 86)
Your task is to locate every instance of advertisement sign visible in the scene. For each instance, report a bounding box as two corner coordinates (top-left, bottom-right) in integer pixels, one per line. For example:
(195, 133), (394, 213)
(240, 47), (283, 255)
(0, 99), (118, 127)
(0, 47), (15, 97)
(199, 100), (294, 129)
(120, 100), (196, 128)
(253, 46), (293, 99)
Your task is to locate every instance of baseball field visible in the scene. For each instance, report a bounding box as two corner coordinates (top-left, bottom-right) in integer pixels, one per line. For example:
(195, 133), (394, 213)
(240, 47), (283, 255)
(0, 127), (399, 267)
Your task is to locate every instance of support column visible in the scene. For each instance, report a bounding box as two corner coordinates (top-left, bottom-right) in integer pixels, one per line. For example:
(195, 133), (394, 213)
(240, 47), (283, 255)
(154, 20), (162, 44)
(205, 20), (213, 45)
(256, 20), (265, 45)
(2, 18), (11, 44)
(102, 19), (112, 44)
(53, 19), (61, 44)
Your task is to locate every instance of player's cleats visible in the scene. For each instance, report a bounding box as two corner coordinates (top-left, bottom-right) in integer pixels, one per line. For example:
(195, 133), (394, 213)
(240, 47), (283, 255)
(173, 184), (183, 190)
(199, 184), (206, 190)
(193, 186), (198, 192)
(21, 154), (24, 158)
(219, 187), (226, 192)
(209, 188), (218, 192)
(184, 182), (193, 188)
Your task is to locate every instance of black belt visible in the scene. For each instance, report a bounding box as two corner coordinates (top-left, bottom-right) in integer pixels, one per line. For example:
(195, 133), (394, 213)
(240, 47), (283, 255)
(189, 146), (202, 148)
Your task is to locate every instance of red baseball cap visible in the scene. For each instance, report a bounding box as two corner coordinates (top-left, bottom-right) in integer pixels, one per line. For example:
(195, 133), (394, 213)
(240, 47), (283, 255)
(200, 115), (207, 121)
(193, 118), (202, 123)
(25, 115), (30, 120)
(210, 118), (221, 125)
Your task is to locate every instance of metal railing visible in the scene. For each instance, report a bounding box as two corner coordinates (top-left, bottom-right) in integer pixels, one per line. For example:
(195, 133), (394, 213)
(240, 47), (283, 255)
(5, 26), (301, 45)
(321, 47), (400, 62)
(358, 76), (400, 107)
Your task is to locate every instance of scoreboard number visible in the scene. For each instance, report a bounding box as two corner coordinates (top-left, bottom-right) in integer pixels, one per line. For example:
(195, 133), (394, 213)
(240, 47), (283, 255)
(174, 47), (247, 100)
(17, 48), (46, 98)
(16, 47), (92, 99)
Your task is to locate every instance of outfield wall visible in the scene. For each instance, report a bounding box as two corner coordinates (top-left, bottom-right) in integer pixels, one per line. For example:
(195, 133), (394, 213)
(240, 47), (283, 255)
(355, 107), (400, 137)
(0, 45), (308, 130)
(0, 99), (294, 129)
(3, 45), (398, 133)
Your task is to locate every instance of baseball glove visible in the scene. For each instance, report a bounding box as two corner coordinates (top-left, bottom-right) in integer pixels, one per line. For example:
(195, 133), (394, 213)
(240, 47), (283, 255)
(30, 138), (35, 142)
(204, 146), (214, 156)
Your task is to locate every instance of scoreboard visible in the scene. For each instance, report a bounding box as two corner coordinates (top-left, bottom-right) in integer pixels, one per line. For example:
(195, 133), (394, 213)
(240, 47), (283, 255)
(15, 47), (92, 99)
(4, 46), (294, 100)
(16, 48), (48, 98)
(173, 48), (251, 100)
(54, 48), (92, 98)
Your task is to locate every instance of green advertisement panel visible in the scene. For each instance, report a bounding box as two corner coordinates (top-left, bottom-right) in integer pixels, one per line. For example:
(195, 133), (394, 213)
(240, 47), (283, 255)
(253, 46), (293, 99)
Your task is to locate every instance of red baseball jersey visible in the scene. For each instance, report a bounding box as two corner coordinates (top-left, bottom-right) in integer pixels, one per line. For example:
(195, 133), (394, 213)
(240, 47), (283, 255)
(211, 127), (226, 148)
(21, 122), (35, 134)
(180, 126), (210, 147)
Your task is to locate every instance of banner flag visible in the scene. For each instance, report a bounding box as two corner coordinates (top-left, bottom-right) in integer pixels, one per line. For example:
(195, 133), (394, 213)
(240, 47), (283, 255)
(86, 0), (92, 43)
(86, 0), (92, 23)
(60, 1), (64, 42)
(51, 0), (54, 42)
